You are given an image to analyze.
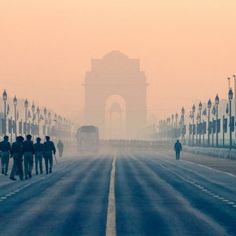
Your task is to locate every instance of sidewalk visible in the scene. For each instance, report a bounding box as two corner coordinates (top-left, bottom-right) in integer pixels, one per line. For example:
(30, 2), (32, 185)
(183, 146), (236, 160)
(181, 151), (236, 176)
(161, 148), (236, 176)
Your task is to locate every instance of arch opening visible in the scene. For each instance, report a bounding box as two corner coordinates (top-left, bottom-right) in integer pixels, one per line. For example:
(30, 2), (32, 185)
(105, 95), (127, 139)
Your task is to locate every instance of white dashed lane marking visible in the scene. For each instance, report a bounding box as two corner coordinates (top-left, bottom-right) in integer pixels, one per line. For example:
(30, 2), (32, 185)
(0, 176), (46, 203)
(159, 163), (236, 210)
(0, 161), (74, 204)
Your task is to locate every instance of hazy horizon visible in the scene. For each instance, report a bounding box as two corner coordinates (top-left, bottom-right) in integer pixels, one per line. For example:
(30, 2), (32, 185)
(1, 0), (236, 125)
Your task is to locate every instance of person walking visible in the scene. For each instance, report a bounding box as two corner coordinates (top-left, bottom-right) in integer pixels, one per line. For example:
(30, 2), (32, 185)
(174, 140), (182, 160)
(0, 136), (11, 175)
(34, 137), (44, 175)
(43, 136), (56, 174)
(57, 140), (64, 157)
(10, 136), (24, 181)
(23, 135), (35, 179)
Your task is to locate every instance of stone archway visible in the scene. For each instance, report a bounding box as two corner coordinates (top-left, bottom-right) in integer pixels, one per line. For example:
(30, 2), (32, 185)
(105, 95), (126, 139)
(84, 51), (147, 138)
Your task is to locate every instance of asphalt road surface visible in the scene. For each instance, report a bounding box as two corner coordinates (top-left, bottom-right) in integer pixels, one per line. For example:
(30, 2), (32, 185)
(0, 150), (235, 236)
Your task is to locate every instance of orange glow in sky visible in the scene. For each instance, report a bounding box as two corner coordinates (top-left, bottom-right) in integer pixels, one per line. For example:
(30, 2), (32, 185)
(0, 0), (236, 123)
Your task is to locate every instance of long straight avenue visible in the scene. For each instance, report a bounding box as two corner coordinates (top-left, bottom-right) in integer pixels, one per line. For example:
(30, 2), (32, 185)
(0, 150), (235, 236)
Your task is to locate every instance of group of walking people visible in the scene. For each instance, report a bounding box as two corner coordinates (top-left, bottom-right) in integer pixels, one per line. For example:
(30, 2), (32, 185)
(0, 135), (64, 181)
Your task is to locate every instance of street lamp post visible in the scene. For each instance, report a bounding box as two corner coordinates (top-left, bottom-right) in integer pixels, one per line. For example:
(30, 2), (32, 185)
(215, 94), (220, 147)
(2, 90), (8, 135)
(228, 88), (233, 150)
(233, 75), (236, 140)
(192, 104), (196, 145)
(202, 108), (207, 146)
(196, 113), (200, 145)
(44, 107), (47, 136)
(13, 96), (18, 138)
(207, 99), (212, 146)
(198, 102), (202, 145)
(171, 114), (174, 141)
(189, 111), (193, 145)
(223, 112), (226, 147)
(175, 113), (178, 128)
(175, 113), (178, 139)
(24, 99), (29, 135)
(167, 117), (171, 142)
(24, 99), (29, 122)
(54, 113), (58, 139)
(181, 107), (185, 143)
(31, 102), (36, 139)
(37, 107), (40, 137)
(48, 112), (51, 136)
(32, 103), (35, 124)
(212, 106), (215, 147)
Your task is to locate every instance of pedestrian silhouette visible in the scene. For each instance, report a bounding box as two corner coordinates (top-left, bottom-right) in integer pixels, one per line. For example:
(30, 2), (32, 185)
(10, 136), (24, 181)
(23, 134), (35, 179)
(174, 140), (182, 160)
(43, 136), (56, 174)
(34, 137), (44, 175)
(57, 140), (64, 157)
(0, 136), (11, 176)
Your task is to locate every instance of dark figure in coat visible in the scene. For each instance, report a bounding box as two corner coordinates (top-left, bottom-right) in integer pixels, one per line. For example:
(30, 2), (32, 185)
(10, 136), (24, 181)
(23, 134), (35, 179)
(0, 136), (11, 175)
(57, 140), (64, 157)
(43, 136), (56, 174)
(174, 140), (182, 160)
(34, 137), (44, 175)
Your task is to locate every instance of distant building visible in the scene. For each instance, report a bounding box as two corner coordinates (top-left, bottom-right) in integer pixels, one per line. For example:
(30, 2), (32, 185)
(84, 51), (148, 139)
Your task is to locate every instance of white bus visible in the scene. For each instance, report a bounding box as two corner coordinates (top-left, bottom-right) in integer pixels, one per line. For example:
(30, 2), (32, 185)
(76, 125), (99, 152)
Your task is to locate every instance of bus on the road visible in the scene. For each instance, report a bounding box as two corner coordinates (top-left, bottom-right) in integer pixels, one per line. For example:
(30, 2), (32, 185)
(76, 125), (100, 152)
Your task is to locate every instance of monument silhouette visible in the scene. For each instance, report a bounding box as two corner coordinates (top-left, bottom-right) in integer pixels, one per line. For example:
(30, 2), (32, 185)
(84, 51), (147, 138)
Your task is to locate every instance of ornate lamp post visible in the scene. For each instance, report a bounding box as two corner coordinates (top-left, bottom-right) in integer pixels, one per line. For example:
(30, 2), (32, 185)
(202, 108), (207, 146)
(215, 94), (220, 147)
(37, 107), (41, 136)
(174, 113), (178, 140)
(2, 90), (8, 135)
(198, 102), (202, 145)
(175, 113), (178, 127)
(30, 102), (36, 138)
(44, 107), (47, 135)
(54, 113), (58, 139)
(3, 90), (7, 117)
(24, 99), (29, 123)
(13, 96), (18, 137)
(44, 108), (47, 120)
(171, 114), (174, 139)
(181, 107), (185, 143)
(31, 102), (36, 124)
(192, 104), (196, 145)
(48, 112), (51, 136)
(24, 99), (29, 135)
(233, 75), (236, 140)
(189, 111), (193, 145)
(166, 117), (170, 141)
(228, 88), (233, 150)
(207, 99), (212, 146)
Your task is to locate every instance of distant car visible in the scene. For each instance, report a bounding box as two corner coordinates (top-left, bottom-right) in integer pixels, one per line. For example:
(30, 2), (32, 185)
(76, 125), (99, 152)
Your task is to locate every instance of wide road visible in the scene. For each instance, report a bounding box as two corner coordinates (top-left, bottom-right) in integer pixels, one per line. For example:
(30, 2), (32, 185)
(0, 150), (235, 236)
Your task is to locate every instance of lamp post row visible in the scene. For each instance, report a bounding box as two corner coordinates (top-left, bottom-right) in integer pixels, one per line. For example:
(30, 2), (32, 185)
(1, 90), (72, 140)
(159, 76), (235, 150)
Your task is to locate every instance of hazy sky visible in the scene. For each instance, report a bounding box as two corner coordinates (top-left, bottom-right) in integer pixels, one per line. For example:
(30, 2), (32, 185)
(0, 0), (236, 123)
